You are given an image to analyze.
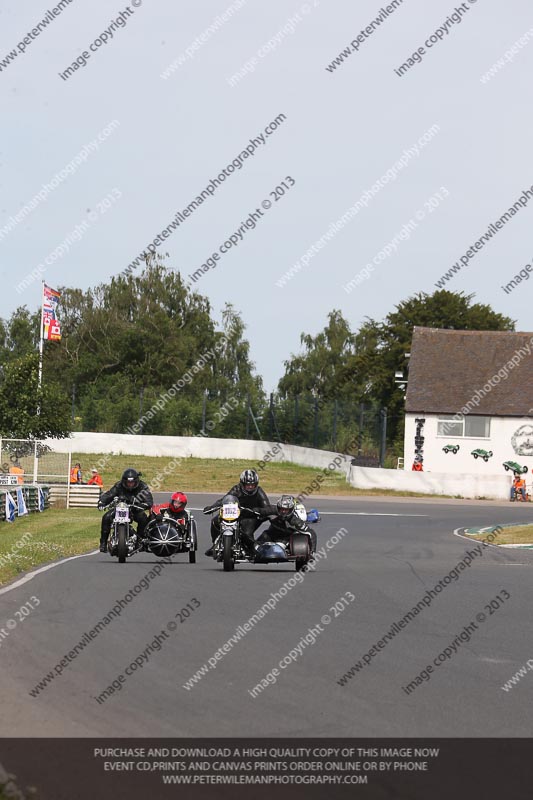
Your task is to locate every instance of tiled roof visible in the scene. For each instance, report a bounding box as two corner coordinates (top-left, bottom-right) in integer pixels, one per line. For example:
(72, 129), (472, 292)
(405, 327), (533, 416)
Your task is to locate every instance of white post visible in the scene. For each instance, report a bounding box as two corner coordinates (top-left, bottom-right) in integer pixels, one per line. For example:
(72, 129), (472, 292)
(37, 281), (45, 399)
(66, 450), (72, 510)
(33, 440), (38, 484)
(35, 285), (45, 487)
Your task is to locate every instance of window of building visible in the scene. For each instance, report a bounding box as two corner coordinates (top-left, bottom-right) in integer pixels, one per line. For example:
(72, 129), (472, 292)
(465, 416), (490, 437)
(437, 415), (491, 438)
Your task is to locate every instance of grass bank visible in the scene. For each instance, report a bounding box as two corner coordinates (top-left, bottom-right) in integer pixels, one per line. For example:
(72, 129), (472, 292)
(71, 452), (439, 498)
(0, 508), (97, 587)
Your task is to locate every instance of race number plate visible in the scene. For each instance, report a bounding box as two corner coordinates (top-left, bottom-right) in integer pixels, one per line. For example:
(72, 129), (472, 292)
(221, 503), (240, 521)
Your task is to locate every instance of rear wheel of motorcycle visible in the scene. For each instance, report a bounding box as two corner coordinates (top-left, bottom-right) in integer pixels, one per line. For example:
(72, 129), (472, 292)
(117, 524), (127, 563)
(292, 533), (310, 572)
(189, 520), (197, 564)
(223, 536), (234, 571)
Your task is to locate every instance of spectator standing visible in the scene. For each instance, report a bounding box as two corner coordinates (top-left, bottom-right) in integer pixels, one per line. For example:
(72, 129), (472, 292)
(70, 462), (82, 484)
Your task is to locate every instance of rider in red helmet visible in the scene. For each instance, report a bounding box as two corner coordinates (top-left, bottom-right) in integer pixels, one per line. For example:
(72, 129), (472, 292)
(152, 491), (189, 527)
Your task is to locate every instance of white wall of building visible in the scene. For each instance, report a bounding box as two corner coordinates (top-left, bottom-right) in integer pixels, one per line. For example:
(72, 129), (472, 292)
(403, 413), (533, 478)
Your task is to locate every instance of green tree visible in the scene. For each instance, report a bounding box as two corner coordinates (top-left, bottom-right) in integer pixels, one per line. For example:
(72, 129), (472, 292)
(207, 303), (266, 436)
(273, 292), (514, 453)
(346, 290), (515, 443)
(275, 311), (365, 450)
(0, 306), (39, 366)
(19, 262), (266, 437)
(278, 310), (357, 398)
(0, 353), (71, 438)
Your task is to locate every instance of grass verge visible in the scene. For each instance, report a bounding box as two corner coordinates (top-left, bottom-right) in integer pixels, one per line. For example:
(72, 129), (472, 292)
(0, 508), (98, 587)
(464, 524), (533, 546)
(71, 452), (443, 498)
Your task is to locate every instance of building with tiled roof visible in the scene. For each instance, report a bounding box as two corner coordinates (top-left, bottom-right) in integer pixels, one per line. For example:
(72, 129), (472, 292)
(403, 327), (533, 475)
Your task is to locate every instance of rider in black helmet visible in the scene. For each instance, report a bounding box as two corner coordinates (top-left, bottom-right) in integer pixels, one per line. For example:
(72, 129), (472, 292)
(255, 495), (316, 552)
(98, 468), (153, 553)
(203, 468), (270, 556)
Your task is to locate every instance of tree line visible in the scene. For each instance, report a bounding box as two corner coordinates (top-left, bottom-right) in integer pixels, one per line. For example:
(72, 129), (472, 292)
(0, 261), (514, 457)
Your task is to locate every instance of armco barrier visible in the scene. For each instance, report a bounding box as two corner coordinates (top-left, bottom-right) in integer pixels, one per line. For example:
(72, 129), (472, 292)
(348, 465), (511, 500)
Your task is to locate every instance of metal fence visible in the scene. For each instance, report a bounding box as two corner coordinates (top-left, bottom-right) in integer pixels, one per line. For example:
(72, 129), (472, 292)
(0, 486), (50, 522)
(244, 396), (391, 466)
(0, 439), (70, 485)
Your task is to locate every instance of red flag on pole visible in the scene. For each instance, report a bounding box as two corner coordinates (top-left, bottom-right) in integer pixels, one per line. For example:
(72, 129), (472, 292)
(42, 285), (61, 341)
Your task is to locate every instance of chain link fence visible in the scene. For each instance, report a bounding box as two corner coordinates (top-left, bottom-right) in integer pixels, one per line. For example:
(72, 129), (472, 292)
(0, 439), (99, 509)
(0, 439), (70, 485)
(244, 396), (393, 466)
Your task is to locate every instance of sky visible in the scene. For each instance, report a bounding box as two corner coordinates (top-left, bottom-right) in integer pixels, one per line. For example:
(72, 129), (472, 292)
(1, 0), (532, 392)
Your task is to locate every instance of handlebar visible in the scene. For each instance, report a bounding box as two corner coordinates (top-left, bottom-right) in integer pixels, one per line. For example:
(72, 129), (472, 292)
(99, 496), (151, 511)
(202, 505), (220, 515)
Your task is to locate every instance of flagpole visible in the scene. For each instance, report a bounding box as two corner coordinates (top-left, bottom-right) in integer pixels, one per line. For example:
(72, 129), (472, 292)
(37, 281), (45, 396)
(34, 282), (46, 483)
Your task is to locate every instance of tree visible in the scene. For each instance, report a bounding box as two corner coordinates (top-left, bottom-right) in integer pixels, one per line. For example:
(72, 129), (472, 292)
(275, 311), (364, 450)
(204, 303), (265, 437)
(345, 290), (515, 443)
(45, 263), (217, 389)
(8, 262), (266, 437)
(278, 310), (357, 398)
(0, 353), (71, 438)
(0, 306), (39, 366)
(273, 292), (515, 453)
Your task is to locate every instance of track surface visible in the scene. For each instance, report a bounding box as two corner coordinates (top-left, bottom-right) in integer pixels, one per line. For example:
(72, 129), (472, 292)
(1, 494), (532, 737)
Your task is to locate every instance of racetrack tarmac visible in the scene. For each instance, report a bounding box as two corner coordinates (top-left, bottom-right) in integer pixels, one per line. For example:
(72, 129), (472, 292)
(0, 494), (532, 737)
